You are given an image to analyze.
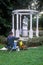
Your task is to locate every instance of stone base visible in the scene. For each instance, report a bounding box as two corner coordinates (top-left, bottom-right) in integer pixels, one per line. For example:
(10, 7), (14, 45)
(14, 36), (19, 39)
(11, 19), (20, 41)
(29, 29), (33, 38)
(16, 30), (20, 37)
(20, 29), (22, 35)
(22, 30), (28, 37)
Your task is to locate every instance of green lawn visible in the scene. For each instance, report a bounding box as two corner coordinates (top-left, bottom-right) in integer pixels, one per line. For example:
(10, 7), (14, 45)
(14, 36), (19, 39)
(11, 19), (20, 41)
(0, 45), (43, 65)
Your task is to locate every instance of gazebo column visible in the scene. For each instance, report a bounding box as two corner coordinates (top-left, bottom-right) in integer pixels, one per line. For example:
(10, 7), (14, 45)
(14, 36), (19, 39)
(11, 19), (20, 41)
(16, 14), (20, 37)
(36, 14), (39, 37)
(29, 14), (33, 38)
(12, 14), (14, 36)
(20, 14), (22, 34)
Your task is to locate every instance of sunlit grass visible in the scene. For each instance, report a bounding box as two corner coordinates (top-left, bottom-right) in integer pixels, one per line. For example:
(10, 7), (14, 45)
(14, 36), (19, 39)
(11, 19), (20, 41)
(0, 45), (43, 65)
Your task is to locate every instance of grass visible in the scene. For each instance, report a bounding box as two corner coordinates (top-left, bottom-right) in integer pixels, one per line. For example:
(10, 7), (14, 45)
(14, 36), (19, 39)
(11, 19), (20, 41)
(0, 45), (43, 65)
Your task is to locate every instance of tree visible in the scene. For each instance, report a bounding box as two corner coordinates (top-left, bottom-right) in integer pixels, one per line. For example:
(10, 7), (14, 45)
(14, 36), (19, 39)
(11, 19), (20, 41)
(36, 0), (43, 11)
(39, 14), (43, 28)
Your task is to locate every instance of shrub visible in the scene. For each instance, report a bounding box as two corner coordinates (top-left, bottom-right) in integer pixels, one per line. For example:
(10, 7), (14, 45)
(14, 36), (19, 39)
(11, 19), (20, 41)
(23, 36), (43, 47)
(39, 31), (43, 36)
(0, 35), (7, 44)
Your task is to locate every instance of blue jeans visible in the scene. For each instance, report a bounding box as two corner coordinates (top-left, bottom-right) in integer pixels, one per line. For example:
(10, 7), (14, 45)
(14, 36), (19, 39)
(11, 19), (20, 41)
(12, 42), (17, 49)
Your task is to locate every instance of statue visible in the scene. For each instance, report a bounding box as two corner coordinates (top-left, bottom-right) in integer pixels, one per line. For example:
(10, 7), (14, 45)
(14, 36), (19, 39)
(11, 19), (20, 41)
(22, 16), (28, 36)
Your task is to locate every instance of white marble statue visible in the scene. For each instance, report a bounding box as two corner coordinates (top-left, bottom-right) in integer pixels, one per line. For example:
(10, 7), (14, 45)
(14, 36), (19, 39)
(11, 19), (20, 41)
(22, 16), (28, 36)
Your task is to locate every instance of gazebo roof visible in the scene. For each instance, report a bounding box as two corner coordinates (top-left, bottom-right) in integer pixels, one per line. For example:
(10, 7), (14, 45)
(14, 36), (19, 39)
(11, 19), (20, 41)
(12, 9), (38, 14)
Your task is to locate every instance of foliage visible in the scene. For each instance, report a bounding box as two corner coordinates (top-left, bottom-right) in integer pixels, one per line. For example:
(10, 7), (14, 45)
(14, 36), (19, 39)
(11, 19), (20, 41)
(0, 17), (11, 36)
(25, 36), (43, 47)
(37, 0), (43, 11)
(39, 31), (43, 36)
(0, 35), (7, 44)
(0, 0), (32, 21)
(39, 14), (43, 27)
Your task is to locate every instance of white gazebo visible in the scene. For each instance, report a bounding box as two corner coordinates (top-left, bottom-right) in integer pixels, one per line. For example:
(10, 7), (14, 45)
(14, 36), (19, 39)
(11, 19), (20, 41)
(12, 9), (39, 38)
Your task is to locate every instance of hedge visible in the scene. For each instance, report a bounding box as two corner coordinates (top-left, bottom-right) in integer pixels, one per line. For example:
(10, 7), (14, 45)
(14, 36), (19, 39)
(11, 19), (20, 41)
(23, 36), (43, 47)
(0, 35), (43, 47)
(0, 36), (7, 44)
(39, 31), (43, 36)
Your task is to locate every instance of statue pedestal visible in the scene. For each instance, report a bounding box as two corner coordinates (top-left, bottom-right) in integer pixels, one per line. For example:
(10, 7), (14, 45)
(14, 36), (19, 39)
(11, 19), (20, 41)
(23, 29), (28, 36)
(22, 26), (28, 36)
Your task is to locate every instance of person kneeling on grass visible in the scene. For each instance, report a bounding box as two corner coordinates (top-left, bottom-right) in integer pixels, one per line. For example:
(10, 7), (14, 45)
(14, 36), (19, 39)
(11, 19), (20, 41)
(6, 31), (19, 50)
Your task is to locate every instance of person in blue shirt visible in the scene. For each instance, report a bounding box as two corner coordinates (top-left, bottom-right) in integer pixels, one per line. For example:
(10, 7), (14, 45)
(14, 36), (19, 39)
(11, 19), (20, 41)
(6, 31), (19, 50)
